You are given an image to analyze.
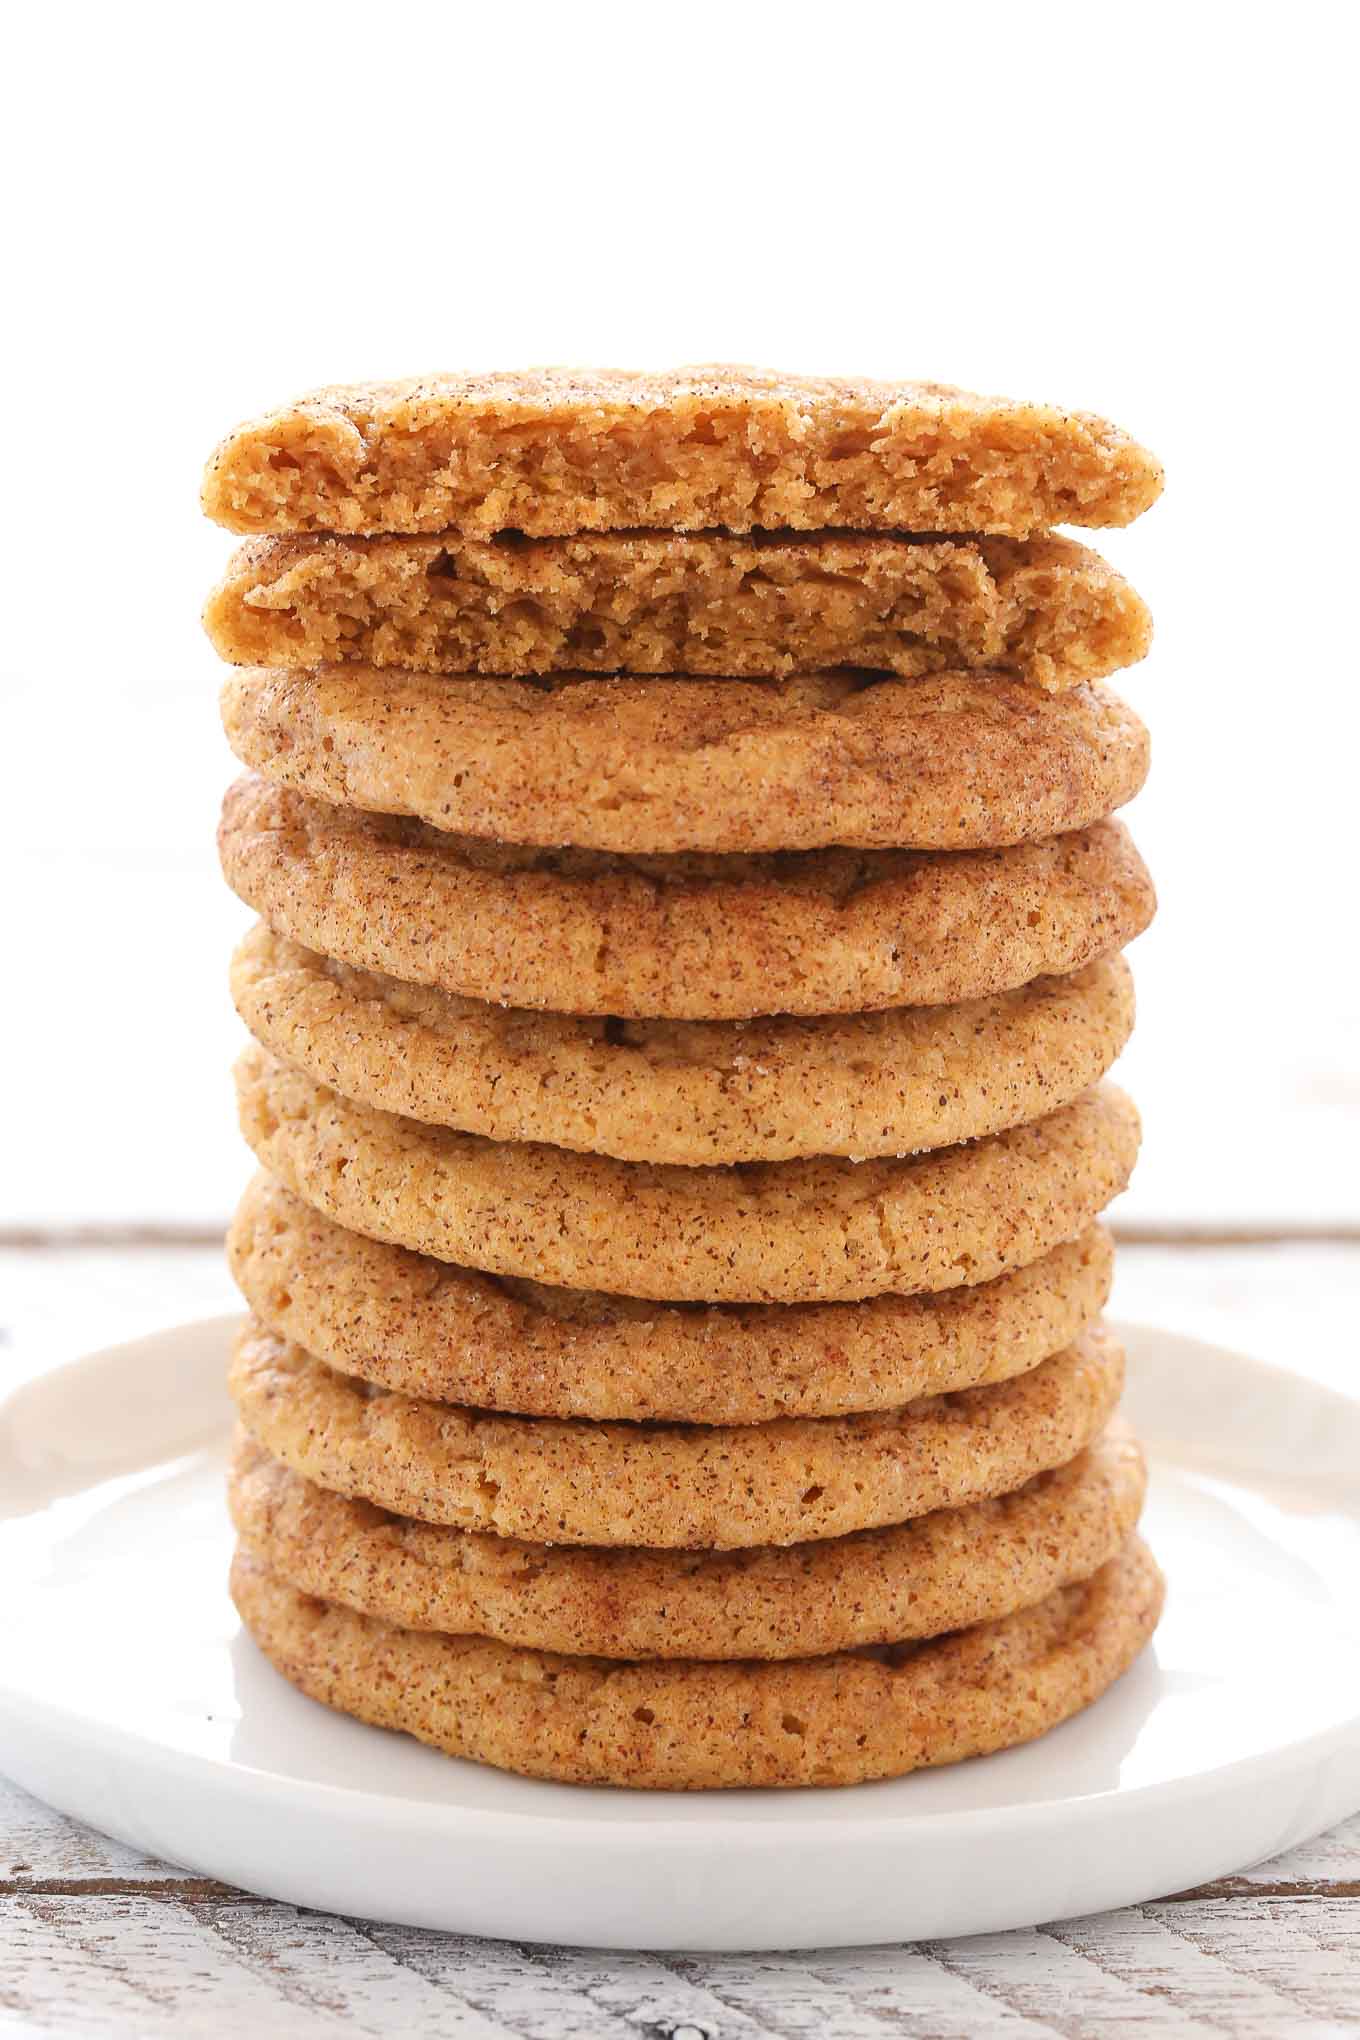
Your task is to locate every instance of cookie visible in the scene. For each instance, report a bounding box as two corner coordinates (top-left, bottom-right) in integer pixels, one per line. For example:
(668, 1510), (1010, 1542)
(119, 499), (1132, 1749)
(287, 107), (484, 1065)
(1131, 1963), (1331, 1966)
(229, 1424), (1146, 1659)
(204, 530), (1151, 694)
(229, 1176), (1113, 1423)
(221, 667), (1149, 855)
(219, 777), (1155, 1019)
(201, 366), (1162, 539)
(228, 1320), (1123, 1548)
(236, 1049), (1140, 1304)
(233, 926), (1134, 1165)
(231, 1535), (1164, 1788)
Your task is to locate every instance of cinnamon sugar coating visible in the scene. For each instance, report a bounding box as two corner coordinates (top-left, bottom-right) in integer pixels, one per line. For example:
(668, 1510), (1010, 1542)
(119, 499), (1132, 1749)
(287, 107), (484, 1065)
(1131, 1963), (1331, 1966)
(229, 1425), (1145, 1658)
(233, 926), (1134, 1165)
(219, 776), (1155, 1019)
(234, 1048), (1140, 1305)
(228, 1320), (1123, 1548)
(221, 666), (1150, 855)
(231, 1537), (1165, 1787)
(229, 1177), (1114, 1423)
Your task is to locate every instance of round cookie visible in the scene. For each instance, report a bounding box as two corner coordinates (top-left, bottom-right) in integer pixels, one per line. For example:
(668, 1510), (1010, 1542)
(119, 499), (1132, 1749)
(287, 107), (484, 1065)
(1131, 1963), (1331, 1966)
(233, 926), (1135, 1165)
(231, 1536), (1165, 1788)
(229, 1425), (1146, 1659)
(228, 1320), (1124, 1549)
(229, 1176), (1115, 1423)
(205, 529), (1152, 694)
(236, 1047), (1140, 1304)
(220, 667), (1150, 855)
(219, 775), (1156, 1019)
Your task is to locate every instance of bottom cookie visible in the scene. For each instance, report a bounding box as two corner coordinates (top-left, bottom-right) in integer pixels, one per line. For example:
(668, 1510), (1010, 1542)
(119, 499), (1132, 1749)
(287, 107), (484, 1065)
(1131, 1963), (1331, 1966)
(231, 1535), (1163, 1790)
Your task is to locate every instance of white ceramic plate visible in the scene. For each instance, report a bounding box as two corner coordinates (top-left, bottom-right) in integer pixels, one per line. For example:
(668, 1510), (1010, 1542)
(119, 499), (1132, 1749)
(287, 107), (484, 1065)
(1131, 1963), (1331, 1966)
(1, 1316), (1358, 1950)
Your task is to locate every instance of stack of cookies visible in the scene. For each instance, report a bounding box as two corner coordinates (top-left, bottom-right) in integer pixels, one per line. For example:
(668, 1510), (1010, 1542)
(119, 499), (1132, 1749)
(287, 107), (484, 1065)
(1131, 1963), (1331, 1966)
(203, 368), (1164, 1790)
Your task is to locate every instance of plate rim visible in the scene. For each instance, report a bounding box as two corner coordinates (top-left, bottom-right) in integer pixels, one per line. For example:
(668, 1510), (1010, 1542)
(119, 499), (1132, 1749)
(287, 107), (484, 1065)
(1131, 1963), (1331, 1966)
(6, 1312), (1360, 1945)
(2, 1311), (1360, 1849)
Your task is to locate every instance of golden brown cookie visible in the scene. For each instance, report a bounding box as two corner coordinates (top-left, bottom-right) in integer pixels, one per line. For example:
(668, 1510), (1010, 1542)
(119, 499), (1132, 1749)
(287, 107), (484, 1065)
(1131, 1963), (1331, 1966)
(220, 667), (1149, 855)
(229, 1176), (1114, 1423)
(204, 530), (1152, 693)
(201, 366), (1163, 539)
(233, 926), (1135, 1165)
(236, 1049), (1140, 1304)
(228, 1320), (1124, 1548)
(219, 777), (1155, 1019)
(231, 1536), (1164, 1787)
(229, 1424), (1146, 1659)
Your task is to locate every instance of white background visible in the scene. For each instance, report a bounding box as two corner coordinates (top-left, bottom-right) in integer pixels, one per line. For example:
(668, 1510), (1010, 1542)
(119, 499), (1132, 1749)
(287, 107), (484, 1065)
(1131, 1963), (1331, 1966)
(3, 2), (1356, 1231)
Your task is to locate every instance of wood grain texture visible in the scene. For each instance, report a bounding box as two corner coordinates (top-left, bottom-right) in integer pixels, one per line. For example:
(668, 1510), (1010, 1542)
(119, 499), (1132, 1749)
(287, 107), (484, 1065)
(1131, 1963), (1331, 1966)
(2, 1241), (1358, 2035)
(5, 1872), (1360, 2037)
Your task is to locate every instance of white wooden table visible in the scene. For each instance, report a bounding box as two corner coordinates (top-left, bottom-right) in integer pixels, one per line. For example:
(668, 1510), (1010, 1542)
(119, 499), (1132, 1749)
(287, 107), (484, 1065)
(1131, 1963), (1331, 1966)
(3, 1235), (1359, 2036)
